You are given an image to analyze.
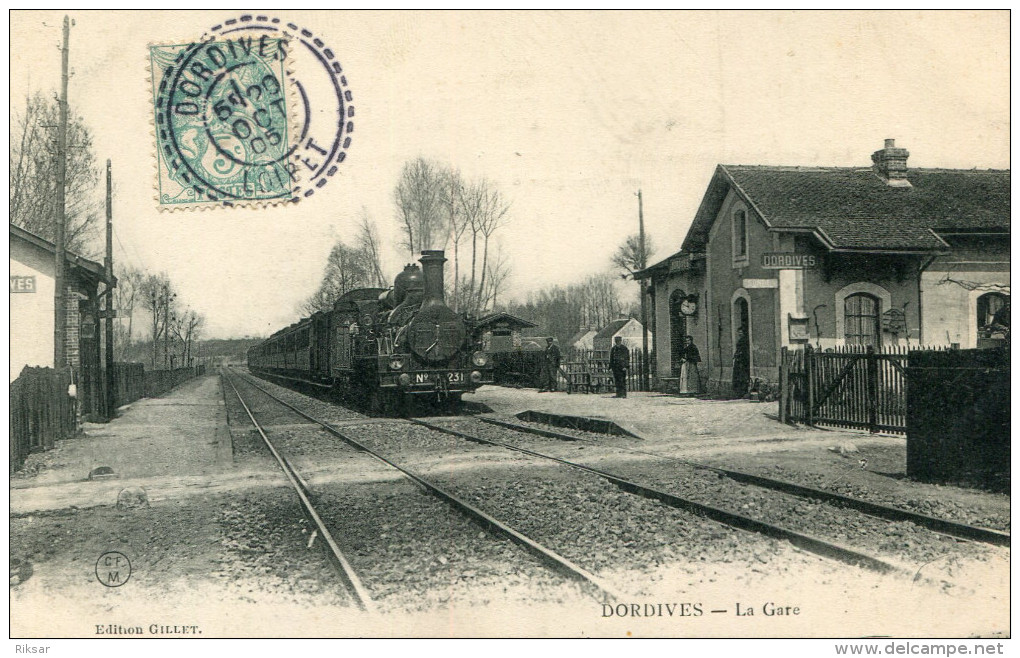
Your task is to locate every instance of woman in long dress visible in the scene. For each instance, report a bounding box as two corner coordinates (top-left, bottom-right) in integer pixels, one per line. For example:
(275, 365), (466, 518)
(678, 336), (702, 395)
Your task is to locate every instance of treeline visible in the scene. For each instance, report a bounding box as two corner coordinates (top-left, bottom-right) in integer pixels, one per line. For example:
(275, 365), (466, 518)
(112, 268), (206, 370)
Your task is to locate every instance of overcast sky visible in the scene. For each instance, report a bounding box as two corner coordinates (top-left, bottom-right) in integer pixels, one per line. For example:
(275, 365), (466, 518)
(10, 10), (1010, 338)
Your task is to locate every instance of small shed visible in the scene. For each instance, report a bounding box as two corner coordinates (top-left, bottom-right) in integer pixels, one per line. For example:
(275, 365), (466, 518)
(475, 312), (538, 353)
(593, 317), (650, 351)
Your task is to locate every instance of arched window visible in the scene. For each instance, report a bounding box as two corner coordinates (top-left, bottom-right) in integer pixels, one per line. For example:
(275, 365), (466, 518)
(732, 209), (748, 261)
(977, 292), (1009, 338)
(844, 293), (880, 347)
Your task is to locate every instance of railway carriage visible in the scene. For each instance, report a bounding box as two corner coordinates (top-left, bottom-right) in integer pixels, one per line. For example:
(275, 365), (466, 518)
(248, 250), (492, 413)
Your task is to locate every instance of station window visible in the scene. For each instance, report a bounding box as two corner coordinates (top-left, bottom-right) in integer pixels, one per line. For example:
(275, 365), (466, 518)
(977, 292), (1009, 338)
(844, 293), (880, 348)
(732, 208), (748, 263)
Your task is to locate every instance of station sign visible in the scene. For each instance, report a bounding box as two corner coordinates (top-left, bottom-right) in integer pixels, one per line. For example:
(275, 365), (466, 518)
(761, 253), (819, 269)
(10, 275), (36, 293)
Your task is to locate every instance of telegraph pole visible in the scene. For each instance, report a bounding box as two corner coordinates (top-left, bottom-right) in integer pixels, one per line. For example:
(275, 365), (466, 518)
(104, 160), (116, 417)
(638, 189), (650, 392)
(53, 15), (70, 370)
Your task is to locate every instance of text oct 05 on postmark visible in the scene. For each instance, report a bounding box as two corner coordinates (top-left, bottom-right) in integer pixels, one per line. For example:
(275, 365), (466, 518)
(150, 15), (354, 210)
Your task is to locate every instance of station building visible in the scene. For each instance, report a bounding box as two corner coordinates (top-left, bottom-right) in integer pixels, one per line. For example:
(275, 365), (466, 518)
(636, 140), (1010, 396)
(9, 223), (114, 417)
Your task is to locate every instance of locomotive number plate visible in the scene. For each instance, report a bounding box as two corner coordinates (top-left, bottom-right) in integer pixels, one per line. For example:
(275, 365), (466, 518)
(413, 372), (464, 384)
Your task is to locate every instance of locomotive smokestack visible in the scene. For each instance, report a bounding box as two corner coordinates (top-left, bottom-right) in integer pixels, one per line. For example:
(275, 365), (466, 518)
(419, 250), (446, 304)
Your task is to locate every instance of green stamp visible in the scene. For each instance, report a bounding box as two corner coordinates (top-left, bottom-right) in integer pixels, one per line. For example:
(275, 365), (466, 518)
(150, 36), (297, 207)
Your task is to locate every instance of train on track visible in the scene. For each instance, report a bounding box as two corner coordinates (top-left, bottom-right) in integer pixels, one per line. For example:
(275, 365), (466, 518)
(247, 250), (493, 414)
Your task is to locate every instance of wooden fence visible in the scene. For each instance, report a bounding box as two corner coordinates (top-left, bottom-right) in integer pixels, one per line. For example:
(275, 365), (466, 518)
(113, 362), (145, 408)
(562, 347), (651, 393)
(111, 363), (207, 407)
(780, 344), (959, 435)
(143, 365), (207, 398)
(9, 367), (75, 474)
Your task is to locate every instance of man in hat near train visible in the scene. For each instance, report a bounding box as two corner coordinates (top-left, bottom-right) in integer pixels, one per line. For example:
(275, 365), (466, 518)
(539, 336), (561, 392)
(609, 336), (630, 398)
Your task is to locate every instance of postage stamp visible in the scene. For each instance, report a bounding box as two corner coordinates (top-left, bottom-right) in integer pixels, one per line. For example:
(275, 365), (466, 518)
(150, 15), (354, 209)
(151, 36), (296, 207)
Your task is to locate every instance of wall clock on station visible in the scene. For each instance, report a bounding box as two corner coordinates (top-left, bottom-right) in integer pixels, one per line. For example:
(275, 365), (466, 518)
(680, 297), (698, 316)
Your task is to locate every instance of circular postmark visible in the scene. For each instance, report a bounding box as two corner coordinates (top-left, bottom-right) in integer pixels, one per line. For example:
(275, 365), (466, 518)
(151, 14), (354, 208)
(96, 551), (131, 587)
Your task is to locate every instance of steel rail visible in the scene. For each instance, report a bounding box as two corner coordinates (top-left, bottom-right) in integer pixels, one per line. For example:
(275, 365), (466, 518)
(222, 371), (377, 613)
(411, 418), (904, 575)
(476, 416), (1011, 548)
(248, 368), (334, 389)
(232, 370), (626, 603)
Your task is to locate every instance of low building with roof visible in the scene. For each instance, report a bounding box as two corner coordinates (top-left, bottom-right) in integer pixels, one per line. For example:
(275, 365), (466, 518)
(636, 139), (1009, 395)
(10, 223), (116, 418)
(592, 317), (650, 352)
(567, 328), (597, 350)
(475, 312), (539, 353)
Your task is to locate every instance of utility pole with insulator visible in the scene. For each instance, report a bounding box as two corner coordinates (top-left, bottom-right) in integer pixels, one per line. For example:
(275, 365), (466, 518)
(637, 189), (650, 392)
(104, 159), (116, 417)
(53, 15), (70, 371)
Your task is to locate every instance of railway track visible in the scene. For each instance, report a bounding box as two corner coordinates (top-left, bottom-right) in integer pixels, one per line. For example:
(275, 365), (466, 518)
(474, 416), (1011, 547)
(227, 368), (1003, 599)
(223, 368), (626, 604)
(222, 371), (377, 612)
(411, 416), (1007, 580)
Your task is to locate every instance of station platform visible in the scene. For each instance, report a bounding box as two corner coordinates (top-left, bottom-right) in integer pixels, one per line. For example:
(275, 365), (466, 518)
(10, 374), (243, 514)
(469, 385), (847, 445)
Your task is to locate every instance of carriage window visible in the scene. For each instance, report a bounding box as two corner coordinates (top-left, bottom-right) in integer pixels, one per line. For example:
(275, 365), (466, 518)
(977, 292), (1009, 338)
(844, 293), (880, 347)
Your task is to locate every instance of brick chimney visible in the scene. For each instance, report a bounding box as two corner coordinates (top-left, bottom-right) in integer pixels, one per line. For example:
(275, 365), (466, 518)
(871, 138), (912, 188)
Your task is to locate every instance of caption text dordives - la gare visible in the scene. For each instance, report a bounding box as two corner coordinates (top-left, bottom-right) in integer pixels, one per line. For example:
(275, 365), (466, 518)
(94, 624), (201, 635)
(602, 602), (801, 617)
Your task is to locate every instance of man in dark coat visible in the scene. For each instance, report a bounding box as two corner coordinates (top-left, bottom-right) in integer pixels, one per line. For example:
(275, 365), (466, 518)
(732, 327), (750, 397)
(609, 336), (630, 398)
(540, 337), (561, 392)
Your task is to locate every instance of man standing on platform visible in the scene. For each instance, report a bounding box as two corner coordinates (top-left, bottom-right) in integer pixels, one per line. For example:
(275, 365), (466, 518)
(609, 336), (630, 398)
(540, 336), (561, 392)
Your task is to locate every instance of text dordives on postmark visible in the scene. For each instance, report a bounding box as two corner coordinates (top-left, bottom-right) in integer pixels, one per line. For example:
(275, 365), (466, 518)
(149, 16), (354, 210)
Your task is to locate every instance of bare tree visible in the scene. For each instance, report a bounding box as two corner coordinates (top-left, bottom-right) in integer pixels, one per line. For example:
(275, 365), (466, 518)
(393, 157), (448, 257)
(112, 265), (144, 360)
(457, 177), (511, 314)
(479, 243), (512, 311)
(355, 207), (387, 288)
(442, 168), (469, 310)
(612, 233), (656, 277)
(10, 92), (102, 256)
(170, 308), (205, 367)
(301, 241), (375, 315)
(473, 182), (510, 312)
(139, 273), (176, 369)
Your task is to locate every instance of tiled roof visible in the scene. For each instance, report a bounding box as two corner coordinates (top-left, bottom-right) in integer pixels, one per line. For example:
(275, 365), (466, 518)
(594, 319), (632, 343)
(683, 166), (1009, 252)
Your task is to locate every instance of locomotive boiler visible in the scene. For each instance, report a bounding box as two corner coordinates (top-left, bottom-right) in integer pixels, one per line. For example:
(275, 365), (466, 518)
(247, 250), (492, 414)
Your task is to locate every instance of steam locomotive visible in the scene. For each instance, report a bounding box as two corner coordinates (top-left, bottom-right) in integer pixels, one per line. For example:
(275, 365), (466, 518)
(247, 250), (493, 414)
